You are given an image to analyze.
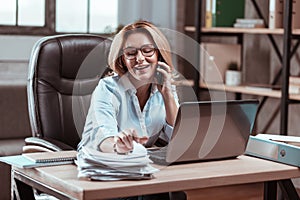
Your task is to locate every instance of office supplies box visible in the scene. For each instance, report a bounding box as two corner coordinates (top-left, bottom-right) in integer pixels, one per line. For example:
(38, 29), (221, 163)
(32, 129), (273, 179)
(212, 0), (245, 27)
(245, 134), (300, 167)
(200, 43), (241, 84)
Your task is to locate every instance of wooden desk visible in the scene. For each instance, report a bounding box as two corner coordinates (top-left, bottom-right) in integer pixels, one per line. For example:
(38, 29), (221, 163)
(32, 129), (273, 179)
(12, 155), (300, 200)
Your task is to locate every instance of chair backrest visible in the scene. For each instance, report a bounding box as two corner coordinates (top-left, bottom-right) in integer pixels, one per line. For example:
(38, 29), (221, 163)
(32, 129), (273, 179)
(27, 34), (112, 149)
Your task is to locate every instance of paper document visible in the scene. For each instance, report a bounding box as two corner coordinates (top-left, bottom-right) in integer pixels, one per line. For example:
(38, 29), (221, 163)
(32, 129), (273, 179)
(76, 142), (159, 181)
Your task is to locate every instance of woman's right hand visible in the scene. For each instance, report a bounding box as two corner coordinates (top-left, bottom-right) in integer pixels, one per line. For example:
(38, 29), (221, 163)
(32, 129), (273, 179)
(113, 128), (148, 154)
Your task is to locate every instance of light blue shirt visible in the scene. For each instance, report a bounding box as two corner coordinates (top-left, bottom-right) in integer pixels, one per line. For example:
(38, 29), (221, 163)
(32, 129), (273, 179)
(78, 74), (179, 151)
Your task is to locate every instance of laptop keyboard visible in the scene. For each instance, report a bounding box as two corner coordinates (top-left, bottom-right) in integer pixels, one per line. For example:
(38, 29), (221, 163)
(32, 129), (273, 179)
(147, 147), (169, 165)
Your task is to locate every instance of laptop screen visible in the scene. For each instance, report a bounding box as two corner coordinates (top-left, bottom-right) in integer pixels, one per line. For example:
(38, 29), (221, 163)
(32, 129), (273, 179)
(166, 100), (259, 163)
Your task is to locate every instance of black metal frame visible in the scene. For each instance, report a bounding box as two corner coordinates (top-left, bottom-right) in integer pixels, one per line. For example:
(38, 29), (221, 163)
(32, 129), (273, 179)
(280, 0), (293, 135)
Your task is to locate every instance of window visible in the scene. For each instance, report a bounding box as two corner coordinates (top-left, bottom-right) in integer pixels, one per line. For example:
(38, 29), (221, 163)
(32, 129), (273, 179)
(0, 0), (118, 35)
(18, 0), (45, 26)
(56, 0), (118, 34)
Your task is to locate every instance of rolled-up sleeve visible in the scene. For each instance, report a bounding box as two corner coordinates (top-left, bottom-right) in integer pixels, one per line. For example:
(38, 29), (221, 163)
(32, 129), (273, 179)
(78, 79), (120, 151)
(159, 85), (180, 142)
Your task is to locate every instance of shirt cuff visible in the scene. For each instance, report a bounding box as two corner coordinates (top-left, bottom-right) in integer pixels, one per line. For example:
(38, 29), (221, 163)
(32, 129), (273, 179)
(164, 123), (174, 141)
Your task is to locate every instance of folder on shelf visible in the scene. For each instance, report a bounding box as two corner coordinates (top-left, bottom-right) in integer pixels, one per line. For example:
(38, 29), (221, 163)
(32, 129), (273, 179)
(212, 0), (245, 27)
(269, 0), (283, 29)
(205, 0), (213, 28)
(245, 134), (300, 167)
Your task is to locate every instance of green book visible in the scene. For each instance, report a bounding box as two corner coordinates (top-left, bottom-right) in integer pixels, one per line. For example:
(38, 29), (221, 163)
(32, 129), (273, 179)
(212, 0), (245, 27)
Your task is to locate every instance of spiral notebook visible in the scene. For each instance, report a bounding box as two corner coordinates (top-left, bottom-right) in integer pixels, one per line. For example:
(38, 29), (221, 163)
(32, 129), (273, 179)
(23, 150), (77, 163)
(0, 150), (77, 168)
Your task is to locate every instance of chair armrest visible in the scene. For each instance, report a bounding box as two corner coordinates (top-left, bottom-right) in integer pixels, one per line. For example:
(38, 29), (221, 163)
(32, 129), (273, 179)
(22, 145), (55, 153)
(24, 137), (75, 152)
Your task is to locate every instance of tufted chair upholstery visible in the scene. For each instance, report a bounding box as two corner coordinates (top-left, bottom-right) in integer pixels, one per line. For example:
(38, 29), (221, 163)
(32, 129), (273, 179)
(25, 34), (112, 152)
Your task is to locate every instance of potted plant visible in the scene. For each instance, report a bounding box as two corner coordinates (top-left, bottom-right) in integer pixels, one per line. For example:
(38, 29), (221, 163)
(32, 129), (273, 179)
(225, 61), (241, 86)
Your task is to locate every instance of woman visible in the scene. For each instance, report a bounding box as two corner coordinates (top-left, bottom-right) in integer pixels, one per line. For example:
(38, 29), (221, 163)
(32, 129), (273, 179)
(78, 20), (179, 154)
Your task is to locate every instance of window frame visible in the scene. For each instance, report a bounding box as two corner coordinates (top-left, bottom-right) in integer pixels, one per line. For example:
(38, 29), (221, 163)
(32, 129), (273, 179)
(0, 0), (54, 35)
(0, 0), (114, 36)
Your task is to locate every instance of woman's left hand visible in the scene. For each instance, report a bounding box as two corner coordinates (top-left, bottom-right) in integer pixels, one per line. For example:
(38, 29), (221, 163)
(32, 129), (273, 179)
(156, 61), (174, 98)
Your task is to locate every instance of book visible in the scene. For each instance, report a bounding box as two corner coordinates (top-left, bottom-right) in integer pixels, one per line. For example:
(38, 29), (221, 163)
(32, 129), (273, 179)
(205, 0), (213, 28)
(236, 18), (264, 24)
(269, 0), (283, 29)
(290, 76), (300, 85)
(288, 76), (300, 94)
(212, 0), (245, 27)
(233, 23), (265, 28)
(23, 150), (77, 163)
(211, 0), (216, 27)
(289, 85), (300, 94)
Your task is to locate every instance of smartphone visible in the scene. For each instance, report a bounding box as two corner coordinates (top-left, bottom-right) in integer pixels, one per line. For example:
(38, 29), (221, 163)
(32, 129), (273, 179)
(156, 55), (163, 85)
(156, 65), (163, 85)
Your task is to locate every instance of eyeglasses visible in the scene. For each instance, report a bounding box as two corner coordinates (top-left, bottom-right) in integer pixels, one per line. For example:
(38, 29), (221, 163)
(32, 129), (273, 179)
(122, 44), (156, 60)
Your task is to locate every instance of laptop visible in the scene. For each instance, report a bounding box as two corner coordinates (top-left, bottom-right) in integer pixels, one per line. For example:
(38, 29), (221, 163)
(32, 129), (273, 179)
(148, 99), (259, 165)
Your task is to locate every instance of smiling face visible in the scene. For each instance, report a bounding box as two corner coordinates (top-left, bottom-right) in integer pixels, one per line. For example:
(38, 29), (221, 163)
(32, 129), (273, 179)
(122, 32), (158, 85)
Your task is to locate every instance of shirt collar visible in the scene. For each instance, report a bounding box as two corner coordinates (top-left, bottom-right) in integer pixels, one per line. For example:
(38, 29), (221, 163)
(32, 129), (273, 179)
(118, 73), (158, 95)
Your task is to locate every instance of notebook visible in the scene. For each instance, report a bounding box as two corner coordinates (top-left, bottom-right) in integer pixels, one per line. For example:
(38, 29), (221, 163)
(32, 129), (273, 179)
(0, 150), (77, 168)
(23, 150), (77, 163)
(148, 100), (259, 165)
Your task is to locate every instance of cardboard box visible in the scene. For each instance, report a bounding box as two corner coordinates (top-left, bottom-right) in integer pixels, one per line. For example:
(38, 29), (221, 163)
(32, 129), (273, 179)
(245, 134), (300, 167)
(200, 43), (241, 84)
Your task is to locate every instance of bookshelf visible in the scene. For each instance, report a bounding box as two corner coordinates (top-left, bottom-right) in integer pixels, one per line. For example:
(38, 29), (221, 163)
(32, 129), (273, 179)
(186, 0), (299, 136)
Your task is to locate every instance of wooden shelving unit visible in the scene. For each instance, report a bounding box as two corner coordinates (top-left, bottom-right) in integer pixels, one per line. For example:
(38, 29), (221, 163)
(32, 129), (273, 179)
(185, 26), (300, 35)
(188, 0), (300, 136)
(200, 83), (300, 101)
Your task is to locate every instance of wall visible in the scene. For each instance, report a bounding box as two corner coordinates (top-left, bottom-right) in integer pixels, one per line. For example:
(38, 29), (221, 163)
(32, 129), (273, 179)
(0, 35), (41, 81)
(118, 0), (177, 30)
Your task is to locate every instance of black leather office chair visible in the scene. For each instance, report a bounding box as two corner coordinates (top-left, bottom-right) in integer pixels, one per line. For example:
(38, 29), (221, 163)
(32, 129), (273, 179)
(13, 34), (112, 199)
(14, 33), (186, 200)
(24, 34), (112, 152)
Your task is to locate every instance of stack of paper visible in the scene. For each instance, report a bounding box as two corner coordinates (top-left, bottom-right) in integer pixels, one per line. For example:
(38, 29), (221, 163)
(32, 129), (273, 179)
(289, 76), (300, 94)
(76, 142), (159, 181)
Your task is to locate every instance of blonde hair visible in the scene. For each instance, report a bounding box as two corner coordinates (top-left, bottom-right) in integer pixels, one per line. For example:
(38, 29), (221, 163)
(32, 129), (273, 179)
(108, 20), (173, 76)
